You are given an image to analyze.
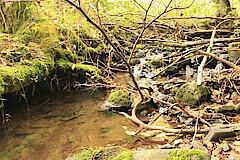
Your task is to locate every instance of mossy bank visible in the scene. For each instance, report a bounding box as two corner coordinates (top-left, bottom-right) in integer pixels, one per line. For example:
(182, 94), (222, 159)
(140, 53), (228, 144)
(0, 2), (102, 100)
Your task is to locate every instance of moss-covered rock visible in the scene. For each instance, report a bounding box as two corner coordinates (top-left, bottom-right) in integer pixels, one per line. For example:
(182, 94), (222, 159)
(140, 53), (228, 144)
(66, 149), (101, 160)
(175, 82), (209, 106)
(150, 59), (166, 68)
(133, 148), (208, 160)
(66, 147), (130, 160)
(228, 42), (240, 63)
(101, 90), (131, 112)
(113, 151), (132, 160)
(168, 149), (205, 160)
(107, 90), (131, 107)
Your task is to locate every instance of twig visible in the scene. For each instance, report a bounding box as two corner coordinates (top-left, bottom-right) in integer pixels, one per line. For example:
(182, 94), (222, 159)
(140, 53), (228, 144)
(135, 103), (176, 135)
(132, 0), (146, 12)
(190, 115), (199, 148)
(151, 55), (182, 79)
(176, 104), (211, 127)
(128, 0), (155, 64)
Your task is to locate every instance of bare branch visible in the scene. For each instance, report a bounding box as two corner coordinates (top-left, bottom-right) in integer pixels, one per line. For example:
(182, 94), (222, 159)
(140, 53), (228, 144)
(65, 0), (144, 99)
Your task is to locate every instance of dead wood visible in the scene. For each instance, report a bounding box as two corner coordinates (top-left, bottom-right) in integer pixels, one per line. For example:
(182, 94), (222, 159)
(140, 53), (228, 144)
(199, 50), (240, 71)
(140, 37), (240, 47)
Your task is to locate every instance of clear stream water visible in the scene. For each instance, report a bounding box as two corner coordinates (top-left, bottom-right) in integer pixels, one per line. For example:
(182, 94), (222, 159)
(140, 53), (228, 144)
(0, 89), (137, 160)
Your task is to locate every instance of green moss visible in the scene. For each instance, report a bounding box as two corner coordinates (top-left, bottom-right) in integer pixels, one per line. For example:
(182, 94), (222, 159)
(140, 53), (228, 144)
(0, 56), (54, 95)
(66, 147), (131, 160)
(113, 151), (132, 160)
(56, 59), (102, 82)
(135, 44), (144, 50)
(19, 20), (59, 53)
(56, 59), (100, 74)
(17, 44), (29, 54)
(107, 90), (131, 107)
(67, 149), (101, 160)
(167, 149), (205, 160)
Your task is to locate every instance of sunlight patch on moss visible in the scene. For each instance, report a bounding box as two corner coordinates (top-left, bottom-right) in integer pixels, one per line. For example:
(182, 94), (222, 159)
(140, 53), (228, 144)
(168, 149), (205, 160)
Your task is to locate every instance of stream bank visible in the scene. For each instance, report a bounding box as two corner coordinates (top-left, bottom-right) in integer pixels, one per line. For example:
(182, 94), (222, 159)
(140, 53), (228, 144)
(0, 2), (103, 123)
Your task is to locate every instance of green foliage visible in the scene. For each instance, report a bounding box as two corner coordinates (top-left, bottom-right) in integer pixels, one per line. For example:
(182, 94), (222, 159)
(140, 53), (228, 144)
(107, 90), (131, 107)
(0, 2), (38, 33)
(168, 149), (205, 160)
(112, 151), (132, 160)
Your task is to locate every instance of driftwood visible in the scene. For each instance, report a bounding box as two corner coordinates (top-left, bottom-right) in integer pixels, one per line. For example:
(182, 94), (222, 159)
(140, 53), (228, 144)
(120, 95), (211, 134)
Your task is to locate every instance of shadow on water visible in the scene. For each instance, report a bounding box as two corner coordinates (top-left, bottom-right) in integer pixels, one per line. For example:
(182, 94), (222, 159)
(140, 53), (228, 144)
(0, 89), (137, 160)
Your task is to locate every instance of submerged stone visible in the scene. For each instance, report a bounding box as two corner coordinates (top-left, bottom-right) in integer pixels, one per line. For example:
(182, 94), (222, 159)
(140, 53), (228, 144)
(175, 82), (209, 106)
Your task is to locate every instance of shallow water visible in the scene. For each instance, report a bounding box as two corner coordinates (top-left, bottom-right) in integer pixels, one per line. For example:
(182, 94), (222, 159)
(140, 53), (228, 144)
(0, 89), (136, 160)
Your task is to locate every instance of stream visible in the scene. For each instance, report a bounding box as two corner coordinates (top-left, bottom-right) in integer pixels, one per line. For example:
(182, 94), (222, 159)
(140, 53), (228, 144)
(0, 89), (137, 160)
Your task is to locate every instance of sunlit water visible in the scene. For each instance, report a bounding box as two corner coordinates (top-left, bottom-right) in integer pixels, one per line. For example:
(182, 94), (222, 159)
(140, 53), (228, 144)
(0, 89), (136, 160)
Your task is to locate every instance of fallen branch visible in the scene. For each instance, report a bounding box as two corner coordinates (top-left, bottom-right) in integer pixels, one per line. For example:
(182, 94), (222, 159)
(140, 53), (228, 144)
(140, 37), (240, 48)
(151, 46), (205, 79)
(198, 50), (240, 71)
(196, 20), (228, 85)
(190, 115), (199, 148)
